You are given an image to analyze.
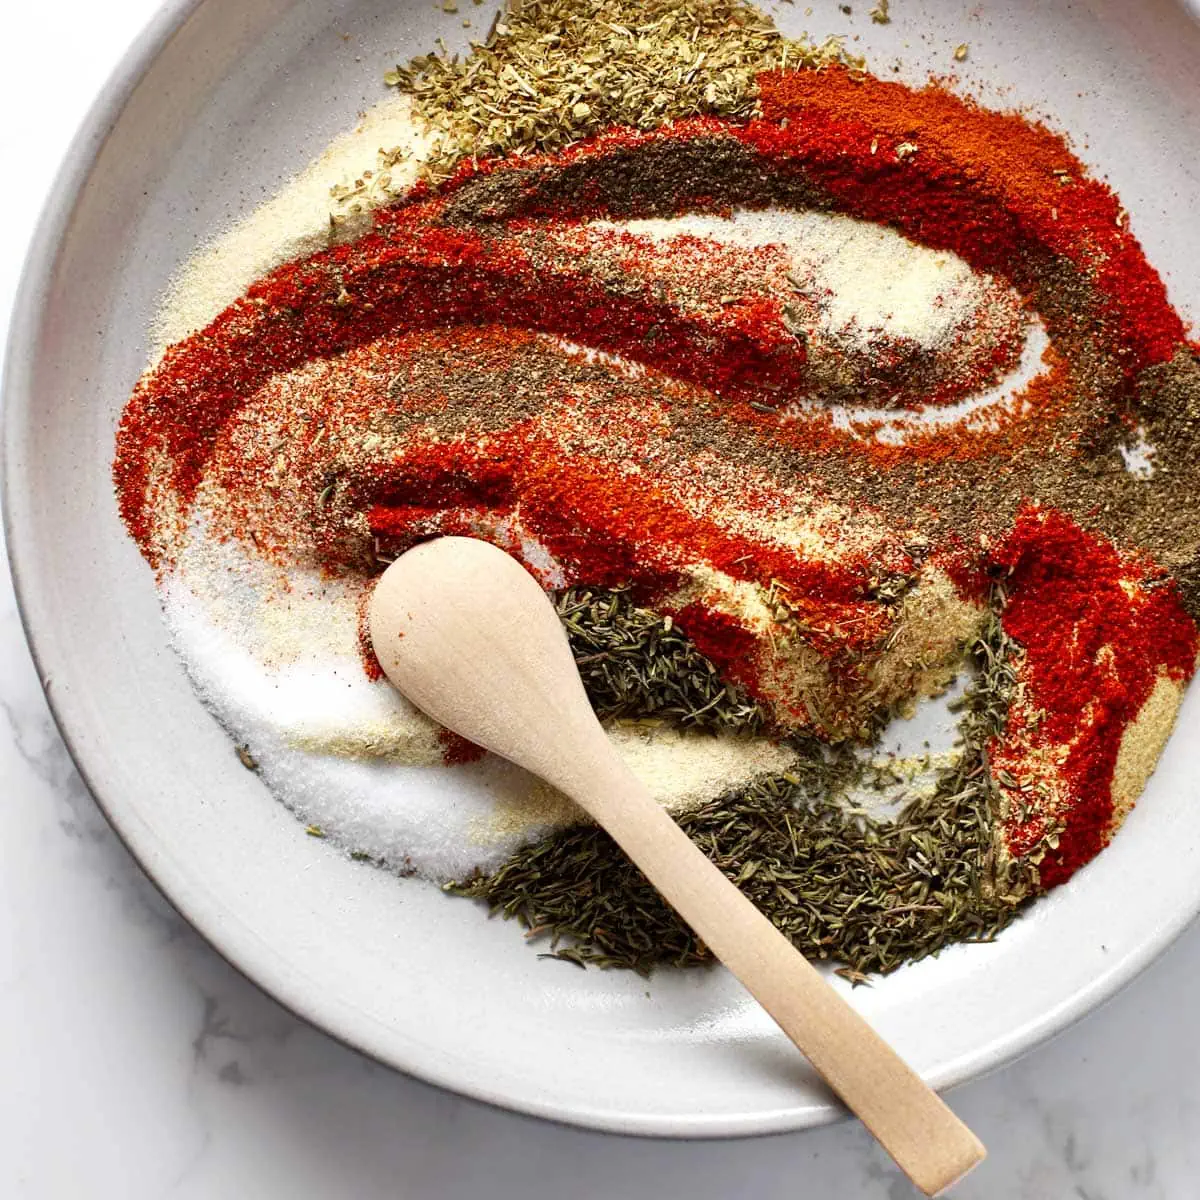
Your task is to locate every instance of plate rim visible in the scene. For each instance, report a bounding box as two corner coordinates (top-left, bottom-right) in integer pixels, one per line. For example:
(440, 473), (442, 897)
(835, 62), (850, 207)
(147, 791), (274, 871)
(4, 0), (1200, 1140)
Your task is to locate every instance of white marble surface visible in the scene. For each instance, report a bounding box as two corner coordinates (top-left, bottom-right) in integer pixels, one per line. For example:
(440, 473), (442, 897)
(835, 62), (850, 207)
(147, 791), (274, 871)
(3, 3), (1200, 1197)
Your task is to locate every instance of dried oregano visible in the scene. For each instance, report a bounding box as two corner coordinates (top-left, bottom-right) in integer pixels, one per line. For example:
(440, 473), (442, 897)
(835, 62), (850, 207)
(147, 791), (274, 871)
(380, 0), (859, 183)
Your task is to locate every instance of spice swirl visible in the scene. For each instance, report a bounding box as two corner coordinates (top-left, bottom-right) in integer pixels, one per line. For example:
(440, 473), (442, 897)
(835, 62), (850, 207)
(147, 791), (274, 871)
(115, 62), (1200, 958)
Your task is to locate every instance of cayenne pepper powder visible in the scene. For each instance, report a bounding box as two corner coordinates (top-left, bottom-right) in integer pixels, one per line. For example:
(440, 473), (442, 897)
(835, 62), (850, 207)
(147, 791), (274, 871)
(991, 508), (1197, 886)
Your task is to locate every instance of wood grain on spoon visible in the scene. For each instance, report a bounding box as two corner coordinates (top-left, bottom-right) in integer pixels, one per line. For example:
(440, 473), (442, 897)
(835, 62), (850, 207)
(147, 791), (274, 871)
(369, 536), (985, 1196)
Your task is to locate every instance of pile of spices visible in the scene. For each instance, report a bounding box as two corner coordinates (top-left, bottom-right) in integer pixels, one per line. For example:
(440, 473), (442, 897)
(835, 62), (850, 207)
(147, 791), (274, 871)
(452, 589), (1027, 977)
(375, 0), (857, 185)
(155, 95), (434, 357)
(114, 0), (1200, 975)
(556, 586), (767, 734)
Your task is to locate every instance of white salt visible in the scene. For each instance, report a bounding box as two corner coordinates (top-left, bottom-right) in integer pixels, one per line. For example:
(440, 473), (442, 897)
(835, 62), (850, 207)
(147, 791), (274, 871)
(163, 528), (796, 880)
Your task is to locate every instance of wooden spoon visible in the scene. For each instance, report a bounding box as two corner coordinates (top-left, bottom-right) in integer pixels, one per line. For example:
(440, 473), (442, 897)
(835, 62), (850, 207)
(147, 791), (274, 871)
(369, 536), (985, 1195)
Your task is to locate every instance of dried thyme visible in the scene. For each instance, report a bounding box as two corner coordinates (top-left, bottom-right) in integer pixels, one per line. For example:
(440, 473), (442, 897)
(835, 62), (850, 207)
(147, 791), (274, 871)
(556, 586), (766, 734)
(450, 587), (1030, 978)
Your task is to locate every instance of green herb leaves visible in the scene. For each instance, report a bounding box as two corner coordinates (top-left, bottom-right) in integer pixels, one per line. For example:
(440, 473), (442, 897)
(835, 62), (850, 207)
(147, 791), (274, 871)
(556, 586), (766, 734)
(451, 586), (1029, 977)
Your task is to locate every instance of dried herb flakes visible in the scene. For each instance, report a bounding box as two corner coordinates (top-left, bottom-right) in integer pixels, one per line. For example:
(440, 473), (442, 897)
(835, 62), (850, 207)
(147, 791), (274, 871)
(450, 587), (1029, 978)
(385, 0), (859, 181)
(556, 586), (766, 734)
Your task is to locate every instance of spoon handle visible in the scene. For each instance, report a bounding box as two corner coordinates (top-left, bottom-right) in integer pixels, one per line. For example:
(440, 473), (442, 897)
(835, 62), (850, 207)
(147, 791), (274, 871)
(368, 536), (984, 1192)
(573, 755), (985, 1197)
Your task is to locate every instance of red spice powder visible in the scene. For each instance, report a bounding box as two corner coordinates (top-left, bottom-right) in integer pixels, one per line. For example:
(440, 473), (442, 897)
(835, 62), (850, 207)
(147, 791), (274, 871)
(362, 424), (898, 731)
(438, 728), (487, 765)
(113, 68), (1200, 887)
(355, 587), (384, 682)
(753, 69), (1185, 370)
(421, 68), (1185, 368)
(115, 71), (1192, 565)
(991, 508), (1197, 886)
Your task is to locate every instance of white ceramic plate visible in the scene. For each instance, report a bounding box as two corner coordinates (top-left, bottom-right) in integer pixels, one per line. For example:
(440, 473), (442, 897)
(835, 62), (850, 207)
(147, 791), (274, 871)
(6, 0), (1200, 1138)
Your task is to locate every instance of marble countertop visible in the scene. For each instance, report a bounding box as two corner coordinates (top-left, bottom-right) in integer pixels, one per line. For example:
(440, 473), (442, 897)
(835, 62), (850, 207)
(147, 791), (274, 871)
(3, 3), (1199, 1196)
